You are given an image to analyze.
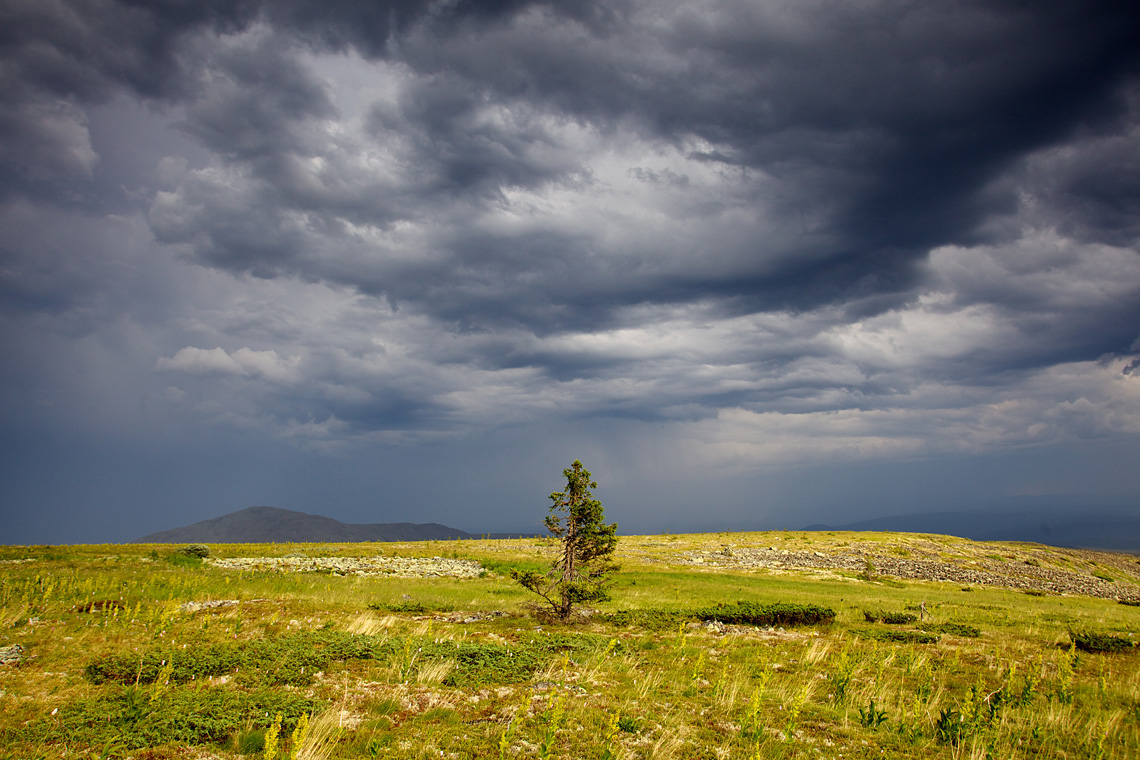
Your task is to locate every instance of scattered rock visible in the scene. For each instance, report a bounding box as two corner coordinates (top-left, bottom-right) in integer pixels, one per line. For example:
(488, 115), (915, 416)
(0, 644), (25, 665)
(179, 600), (241, 613)
(532, 681), (587, 695)
(436, 611), (511, 624)
(681, 546), (1140, 602)
(210, 555), (483, 578)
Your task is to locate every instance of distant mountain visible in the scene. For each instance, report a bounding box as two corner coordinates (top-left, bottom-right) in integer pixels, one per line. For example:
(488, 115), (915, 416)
(134, 506), (476, 544)
(804, 509), (1140, 553)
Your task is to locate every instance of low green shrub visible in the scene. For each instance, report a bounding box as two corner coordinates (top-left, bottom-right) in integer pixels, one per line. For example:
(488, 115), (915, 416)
(25, 685), (314, 750)
(863, 610), (918, 624)
(1071, 629), (1135, 653)
(421, 632), (612, 687)
(697, 601), (836, 626)
(617, 716), (642, 733)
(368, 600), (456, 613)
(85, 631), (392, 687)
(179, 544), (211, 558)
(437, 642), (545, 687)
(855, 627), (940, 644)
(603, 602), (835, 629)
(165, 552), (204, 568)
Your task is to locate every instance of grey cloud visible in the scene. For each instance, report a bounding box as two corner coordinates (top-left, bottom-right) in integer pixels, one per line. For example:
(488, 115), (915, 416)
(1022, 103), (1140, 247)
(129, 1), (1139, 344)
(4, 1), (1140, 542)
(0, 0), (260, 200)
(179, 33), (336, 161)
(369, 77), (587, 198)
(0, 0), (258, 100)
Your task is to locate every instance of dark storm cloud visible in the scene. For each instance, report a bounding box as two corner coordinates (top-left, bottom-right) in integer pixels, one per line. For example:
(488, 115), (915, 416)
(4, 0), (1140, 467)
(4, 0), (1138, 306)
(0, 0), (260, 200)
(179, 34), (335, 160)
(116, 0), (1140, 344)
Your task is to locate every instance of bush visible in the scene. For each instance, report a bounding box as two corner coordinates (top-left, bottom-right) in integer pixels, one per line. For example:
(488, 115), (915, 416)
(422, 632), (613, 687)
(85, 630), (601, 693)
(697, 601), (836, 627)
(85, 631), (392, 687)
(1071, 630), (1135, 653)
(368, 600), (455, 613)
(855, 628), (940, 644)
(603, 602), (836, 629)
(437, 642), (545, 687)
(863, 610), (917, 624)
(30, 685), (315, 750)
(179, 544), (210, 558)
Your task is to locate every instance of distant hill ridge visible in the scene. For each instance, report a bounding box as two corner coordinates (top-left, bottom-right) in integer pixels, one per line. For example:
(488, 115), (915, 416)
(134, 506), (478, 544)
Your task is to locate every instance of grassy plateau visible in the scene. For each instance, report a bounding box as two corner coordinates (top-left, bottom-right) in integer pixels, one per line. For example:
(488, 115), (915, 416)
(2, 531), (1139, 759)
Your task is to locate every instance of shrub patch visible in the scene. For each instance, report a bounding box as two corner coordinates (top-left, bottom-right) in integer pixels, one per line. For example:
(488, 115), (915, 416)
(863, 610), (918, 625)
(1070, 629), (1135, 653)
(85, 631), (391, 687)
(603, 601), (835, 629)
(855, 627), (940, 644)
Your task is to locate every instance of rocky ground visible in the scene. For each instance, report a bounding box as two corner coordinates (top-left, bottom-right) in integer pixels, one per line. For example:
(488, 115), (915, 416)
(209, 555), (483, 578)
(679, 538), (1140, 601)
(203, 532), (1140, 602)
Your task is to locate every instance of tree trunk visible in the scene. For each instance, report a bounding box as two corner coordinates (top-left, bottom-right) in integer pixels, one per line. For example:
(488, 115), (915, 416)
(559, 512), (577, 617)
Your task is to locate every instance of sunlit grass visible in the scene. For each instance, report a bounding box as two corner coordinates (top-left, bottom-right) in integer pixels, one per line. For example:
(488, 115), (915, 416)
(2, 533), (1139, 758)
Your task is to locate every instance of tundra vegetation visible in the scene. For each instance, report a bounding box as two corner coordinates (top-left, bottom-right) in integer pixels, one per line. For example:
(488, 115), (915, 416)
(1, 530), (1139, 759)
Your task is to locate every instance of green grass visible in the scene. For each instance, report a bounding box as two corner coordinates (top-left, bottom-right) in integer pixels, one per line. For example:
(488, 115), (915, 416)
(2, 532), (1140, 759)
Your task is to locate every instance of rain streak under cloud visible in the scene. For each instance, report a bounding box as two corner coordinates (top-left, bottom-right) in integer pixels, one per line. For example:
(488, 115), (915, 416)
(2, 0), (1140, 543)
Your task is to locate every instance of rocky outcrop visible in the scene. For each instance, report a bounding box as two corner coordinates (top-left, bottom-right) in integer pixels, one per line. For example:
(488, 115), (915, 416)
(210, 555), (483, 578)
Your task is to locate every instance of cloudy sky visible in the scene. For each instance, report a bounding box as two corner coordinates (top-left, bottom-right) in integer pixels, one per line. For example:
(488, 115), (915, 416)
(3, 0), (1140, 544)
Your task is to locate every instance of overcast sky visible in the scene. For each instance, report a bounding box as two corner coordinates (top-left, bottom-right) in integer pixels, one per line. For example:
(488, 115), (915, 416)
(3, 0), (1140, 544)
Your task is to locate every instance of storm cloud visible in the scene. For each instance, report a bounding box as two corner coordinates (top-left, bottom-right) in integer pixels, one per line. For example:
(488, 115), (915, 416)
(2, 0), (1140, 542)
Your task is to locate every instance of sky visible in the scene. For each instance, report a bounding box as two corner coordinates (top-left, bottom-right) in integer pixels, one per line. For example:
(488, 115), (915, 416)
(3, 0), (1140, 544)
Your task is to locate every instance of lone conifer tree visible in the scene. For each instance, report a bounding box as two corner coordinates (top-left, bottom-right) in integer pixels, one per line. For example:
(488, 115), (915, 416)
(512, 460), (618, 618)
